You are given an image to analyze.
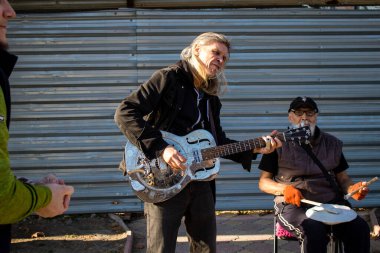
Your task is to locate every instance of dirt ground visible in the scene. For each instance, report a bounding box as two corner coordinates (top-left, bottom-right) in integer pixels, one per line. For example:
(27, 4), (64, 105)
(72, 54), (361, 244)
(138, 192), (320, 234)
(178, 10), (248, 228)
(11, 213), (136, 253)
(10, 209), (380, 253)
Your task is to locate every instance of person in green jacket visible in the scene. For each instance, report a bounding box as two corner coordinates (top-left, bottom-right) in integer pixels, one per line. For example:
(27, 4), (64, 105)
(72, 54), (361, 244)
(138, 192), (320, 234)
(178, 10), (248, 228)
(1, 1), (75, 251)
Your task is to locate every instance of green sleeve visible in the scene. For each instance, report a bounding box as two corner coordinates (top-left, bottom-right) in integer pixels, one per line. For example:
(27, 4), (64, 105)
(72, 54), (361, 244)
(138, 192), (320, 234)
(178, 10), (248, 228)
(0, 174), (52, 224)
(1, 98), (52, 224)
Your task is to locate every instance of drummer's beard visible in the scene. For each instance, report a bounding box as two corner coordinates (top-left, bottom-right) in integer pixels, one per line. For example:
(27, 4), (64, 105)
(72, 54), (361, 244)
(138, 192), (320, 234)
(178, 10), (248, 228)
(291, 120), (316, 137)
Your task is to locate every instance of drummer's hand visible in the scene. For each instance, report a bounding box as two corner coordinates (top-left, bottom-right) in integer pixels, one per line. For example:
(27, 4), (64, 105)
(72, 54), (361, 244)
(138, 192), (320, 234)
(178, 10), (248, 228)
(348, 181), (369, 200)
(162, 145), (187, 172)
(283, 185), (304, 207)
(254, 131), (282, 154)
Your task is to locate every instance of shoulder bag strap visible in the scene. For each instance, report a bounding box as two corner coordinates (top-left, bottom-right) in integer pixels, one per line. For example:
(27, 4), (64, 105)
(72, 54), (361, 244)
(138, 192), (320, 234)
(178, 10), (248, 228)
(301, 143), (343, 196)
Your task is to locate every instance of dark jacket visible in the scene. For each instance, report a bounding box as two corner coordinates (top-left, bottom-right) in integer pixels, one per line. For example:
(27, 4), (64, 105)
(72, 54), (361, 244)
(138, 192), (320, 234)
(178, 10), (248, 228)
(0, 48), (17, 129)
(114, 60), (256, 171)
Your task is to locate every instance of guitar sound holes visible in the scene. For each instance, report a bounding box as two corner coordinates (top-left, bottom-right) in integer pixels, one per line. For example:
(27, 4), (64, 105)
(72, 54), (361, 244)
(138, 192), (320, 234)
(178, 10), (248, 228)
(186, 138), (210, 144)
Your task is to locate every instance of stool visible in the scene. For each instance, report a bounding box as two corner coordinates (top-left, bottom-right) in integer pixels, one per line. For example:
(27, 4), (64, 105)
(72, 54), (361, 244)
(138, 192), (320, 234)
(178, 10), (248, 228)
(273, 216), (344, 253)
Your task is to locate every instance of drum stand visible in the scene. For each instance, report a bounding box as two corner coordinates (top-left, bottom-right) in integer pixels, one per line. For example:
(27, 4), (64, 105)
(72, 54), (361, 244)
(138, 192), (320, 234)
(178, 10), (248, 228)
(328, 225), (344, 253)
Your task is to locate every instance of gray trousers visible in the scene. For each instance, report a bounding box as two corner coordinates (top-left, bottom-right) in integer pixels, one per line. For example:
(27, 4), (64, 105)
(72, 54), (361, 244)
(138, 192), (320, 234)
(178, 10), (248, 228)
(144, 181), (216, 253)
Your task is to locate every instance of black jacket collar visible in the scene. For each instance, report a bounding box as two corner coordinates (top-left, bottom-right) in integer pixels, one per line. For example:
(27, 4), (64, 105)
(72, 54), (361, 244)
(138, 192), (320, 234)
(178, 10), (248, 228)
(0, 48), (18, 78)
(1, 48), (17, 129)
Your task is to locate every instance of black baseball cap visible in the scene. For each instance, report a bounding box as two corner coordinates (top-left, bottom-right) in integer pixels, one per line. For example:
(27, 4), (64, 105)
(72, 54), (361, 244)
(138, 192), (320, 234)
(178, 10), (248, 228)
(288, 96), (319, 113)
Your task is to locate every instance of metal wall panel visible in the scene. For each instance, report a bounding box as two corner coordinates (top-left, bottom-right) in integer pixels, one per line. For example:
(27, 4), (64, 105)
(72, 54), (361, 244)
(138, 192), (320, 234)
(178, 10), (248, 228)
(10, 0), (380, 12)
(12, 0), (128, 12)
(134, 0), (380, 8)
(7, 8), (380, 213)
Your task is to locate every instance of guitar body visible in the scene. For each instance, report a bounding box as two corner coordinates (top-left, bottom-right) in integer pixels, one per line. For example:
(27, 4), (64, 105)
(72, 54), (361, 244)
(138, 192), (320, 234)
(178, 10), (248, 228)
(125, 129), (219, 203)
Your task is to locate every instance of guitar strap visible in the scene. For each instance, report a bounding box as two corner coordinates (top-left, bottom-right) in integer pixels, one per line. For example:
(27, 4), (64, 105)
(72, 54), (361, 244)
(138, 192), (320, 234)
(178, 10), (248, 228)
(207, 99), (218, 145)
(301, 143), (343, 198)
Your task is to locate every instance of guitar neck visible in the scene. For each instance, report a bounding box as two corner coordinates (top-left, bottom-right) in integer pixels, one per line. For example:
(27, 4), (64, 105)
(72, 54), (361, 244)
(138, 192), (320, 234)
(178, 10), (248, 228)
(201, 132), (285, 160)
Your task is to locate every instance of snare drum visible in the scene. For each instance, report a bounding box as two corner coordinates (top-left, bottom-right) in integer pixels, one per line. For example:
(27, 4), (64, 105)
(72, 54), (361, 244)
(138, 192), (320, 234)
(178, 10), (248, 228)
(306, 204), (357, 225)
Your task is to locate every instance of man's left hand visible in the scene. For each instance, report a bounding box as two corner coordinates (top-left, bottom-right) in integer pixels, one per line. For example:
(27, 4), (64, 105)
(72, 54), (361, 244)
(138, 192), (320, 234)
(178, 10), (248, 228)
(347, 181), (369, 200)
(254, 130), (282, 154)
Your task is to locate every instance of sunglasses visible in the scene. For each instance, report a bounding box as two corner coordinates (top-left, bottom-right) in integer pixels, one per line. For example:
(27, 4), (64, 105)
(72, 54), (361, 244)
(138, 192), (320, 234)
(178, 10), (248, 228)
(290, 109), (317, 117)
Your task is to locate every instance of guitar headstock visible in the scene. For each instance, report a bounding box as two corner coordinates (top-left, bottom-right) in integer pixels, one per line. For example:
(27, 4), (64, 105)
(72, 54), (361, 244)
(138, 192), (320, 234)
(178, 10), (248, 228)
(280, 126), (311, 145)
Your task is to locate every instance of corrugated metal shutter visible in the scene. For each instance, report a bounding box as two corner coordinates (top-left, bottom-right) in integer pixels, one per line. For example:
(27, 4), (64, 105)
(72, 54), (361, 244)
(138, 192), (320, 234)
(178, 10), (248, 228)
(11, 0), (128, 12)
(10, 0), (380, 11)
(133, 0), (380, 8)
(7, 8), (380, 213)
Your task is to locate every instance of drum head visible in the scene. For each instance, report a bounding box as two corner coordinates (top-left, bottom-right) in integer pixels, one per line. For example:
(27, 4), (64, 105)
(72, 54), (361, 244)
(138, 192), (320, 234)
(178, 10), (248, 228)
(305, 204), (357, 225)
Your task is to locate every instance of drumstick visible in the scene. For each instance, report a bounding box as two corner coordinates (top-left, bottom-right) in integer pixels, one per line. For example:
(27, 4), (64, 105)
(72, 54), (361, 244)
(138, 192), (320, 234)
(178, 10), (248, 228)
(344, 176), (378, 200)
(301, 199), (339, 214)
(301, 199), (323, 206)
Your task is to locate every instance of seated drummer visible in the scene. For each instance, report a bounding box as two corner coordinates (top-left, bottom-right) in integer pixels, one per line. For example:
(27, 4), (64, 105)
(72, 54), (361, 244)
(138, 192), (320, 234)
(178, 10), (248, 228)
(258, 96), (371, 253)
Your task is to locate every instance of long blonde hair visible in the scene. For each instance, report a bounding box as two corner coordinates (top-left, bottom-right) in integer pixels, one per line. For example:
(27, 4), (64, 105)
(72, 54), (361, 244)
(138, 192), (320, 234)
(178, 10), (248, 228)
(180, 32), (230, 96)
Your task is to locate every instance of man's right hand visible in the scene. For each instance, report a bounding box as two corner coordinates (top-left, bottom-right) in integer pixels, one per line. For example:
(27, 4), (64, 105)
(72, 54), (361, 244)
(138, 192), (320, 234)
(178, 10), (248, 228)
(283, 185), (304, 207)
(36, 184), (74, 218)
(162, 145), (187, 171)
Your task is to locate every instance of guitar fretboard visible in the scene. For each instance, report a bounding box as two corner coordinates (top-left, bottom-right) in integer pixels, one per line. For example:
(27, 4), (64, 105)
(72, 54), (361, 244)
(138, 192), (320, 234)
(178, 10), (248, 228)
(201, 133), (285, 160)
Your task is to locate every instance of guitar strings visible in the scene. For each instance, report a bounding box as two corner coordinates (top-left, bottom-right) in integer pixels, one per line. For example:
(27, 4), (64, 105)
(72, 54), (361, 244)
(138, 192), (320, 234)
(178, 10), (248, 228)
(171, 139), (265, 161)
(163, 128), (307, 161)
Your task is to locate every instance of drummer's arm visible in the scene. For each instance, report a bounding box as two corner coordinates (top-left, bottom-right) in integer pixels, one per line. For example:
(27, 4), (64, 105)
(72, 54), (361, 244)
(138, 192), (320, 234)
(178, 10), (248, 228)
(336, 171), (354, 194)
(258, 171), (287, 196)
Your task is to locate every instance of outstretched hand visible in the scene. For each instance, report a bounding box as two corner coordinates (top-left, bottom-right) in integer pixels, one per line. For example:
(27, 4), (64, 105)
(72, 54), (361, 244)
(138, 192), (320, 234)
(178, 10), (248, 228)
(36, 184), (75, 218)
(39, 173), (65, 185)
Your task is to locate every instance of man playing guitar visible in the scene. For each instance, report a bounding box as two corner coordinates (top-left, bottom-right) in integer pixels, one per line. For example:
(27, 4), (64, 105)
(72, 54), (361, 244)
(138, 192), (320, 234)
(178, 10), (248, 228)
(114, 32), (281, 253)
